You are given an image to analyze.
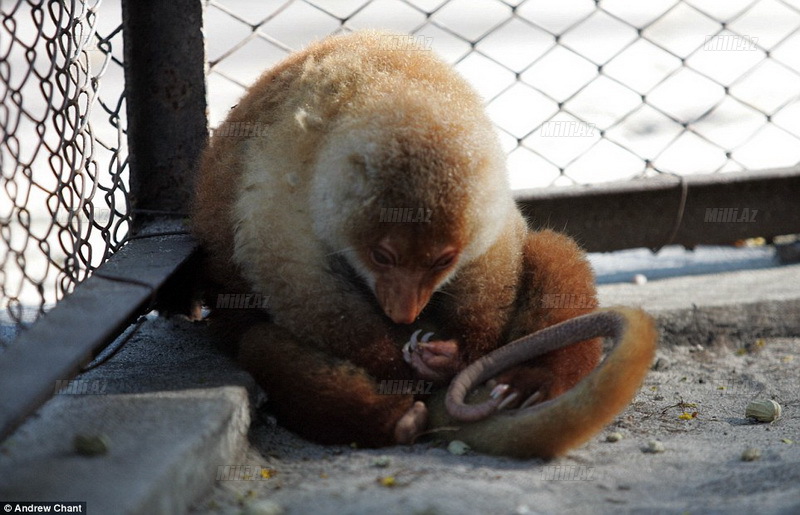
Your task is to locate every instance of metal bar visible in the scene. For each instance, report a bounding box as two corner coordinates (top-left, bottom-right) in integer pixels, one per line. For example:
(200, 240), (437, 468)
(514, 167), (800, 252)
(122, 0), (207, 231)
(0, 228), (198, 440)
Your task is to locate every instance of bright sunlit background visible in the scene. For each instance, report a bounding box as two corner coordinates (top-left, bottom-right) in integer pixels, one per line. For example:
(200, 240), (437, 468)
(2, 0), (799, 317)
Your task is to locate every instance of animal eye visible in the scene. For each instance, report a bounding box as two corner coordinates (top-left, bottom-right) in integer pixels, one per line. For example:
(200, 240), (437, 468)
(432, 252), (456, 270)
(370, 248), (395, 267)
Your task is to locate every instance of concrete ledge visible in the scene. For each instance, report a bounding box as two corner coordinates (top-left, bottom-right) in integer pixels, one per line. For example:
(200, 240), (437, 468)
(0, 316), (256, 515)
(0, 388), (249, 515)
(598, 262), (800, 347)
(0, 228), (198, 440)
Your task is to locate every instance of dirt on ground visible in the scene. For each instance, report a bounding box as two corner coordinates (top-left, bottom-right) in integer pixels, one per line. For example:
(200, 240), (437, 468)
(192, 335), (799, 515)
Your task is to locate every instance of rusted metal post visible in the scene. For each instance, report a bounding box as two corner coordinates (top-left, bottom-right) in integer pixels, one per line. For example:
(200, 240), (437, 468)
(122, 0), (207, 231)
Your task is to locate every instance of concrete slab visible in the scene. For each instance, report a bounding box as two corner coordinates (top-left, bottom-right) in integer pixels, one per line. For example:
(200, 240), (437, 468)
(598, 262), (800, 347)
(0, 316), (256, 515)
(0, 388), (249, 515)
(598, 261), (799, 311)
(77, 316), (255, 396)
(590, 244), (780, 285)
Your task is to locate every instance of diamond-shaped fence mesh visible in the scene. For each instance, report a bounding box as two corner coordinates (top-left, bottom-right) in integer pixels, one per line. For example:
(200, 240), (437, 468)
(0, 0), (129, 333)
(205, 0), (800, 190)
(2, 0), (799, 337)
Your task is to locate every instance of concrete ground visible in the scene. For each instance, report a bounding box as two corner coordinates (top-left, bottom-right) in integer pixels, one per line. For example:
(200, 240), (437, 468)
(0, 245), (798, 514)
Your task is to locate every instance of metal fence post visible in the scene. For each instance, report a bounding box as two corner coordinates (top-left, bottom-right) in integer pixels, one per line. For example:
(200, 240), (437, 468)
(121, 0), (207, 231)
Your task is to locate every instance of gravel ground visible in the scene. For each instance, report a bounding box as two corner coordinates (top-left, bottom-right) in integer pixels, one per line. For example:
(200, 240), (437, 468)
(192, 335), (800, 515)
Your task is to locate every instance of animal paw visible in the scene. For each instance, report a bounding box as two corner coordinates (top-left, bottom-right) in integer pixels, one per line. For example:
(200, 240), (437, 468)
(487, 366), (559, 411)
(394, 401), (428, 444)
(402, 329), (462, 383)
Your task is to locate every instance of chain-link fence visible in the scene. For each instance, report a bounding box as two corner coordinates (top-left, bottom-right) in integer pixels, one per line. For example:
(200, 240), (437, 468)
(206, 0), (800, 190)
(0, 0), (129, 334)
(2, 0), (800, 337)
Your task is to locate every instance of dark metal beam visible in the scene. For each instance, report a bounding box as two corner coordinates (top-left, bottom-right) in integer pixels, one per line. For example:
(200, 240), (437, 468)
(0, 228), (198, 440)
(122, 0), (207, 231)
(515, 167), (800, 252)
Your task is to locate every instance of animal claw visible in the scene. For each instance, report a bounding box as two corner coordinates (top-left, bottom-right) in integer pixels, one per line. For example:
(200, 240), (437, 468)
(519, 391), (543, 409)
(421, 332), (434, 343)
(489, 383), (524, 410)
(403, 329), (423, 363)
(497, 392), (519, 411)
(490, 383), (510, 399)
(488, 384), (543, 411)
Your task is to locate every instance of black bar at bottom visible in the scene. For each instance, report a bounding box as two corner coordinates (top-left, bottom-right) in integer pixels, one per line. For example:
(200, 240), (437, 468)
(0, 502), (87, 512)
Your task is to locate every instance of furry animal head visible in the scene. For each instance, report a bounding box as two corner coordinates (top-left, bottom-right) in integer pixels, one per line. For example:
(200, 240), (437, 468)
(310, 74), (514, 323)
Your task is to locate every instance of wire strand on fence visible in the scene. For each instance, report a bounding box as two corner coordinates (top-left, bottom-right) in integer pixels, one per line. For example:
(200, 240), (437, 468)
(0, 0), (129, 334)
(204, 0), (800, 190)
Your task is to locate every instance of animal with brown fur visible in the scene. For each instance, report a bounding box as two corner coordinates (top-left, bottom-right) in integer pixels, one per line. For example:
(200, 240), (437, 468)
(192, 30), (656, 456)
